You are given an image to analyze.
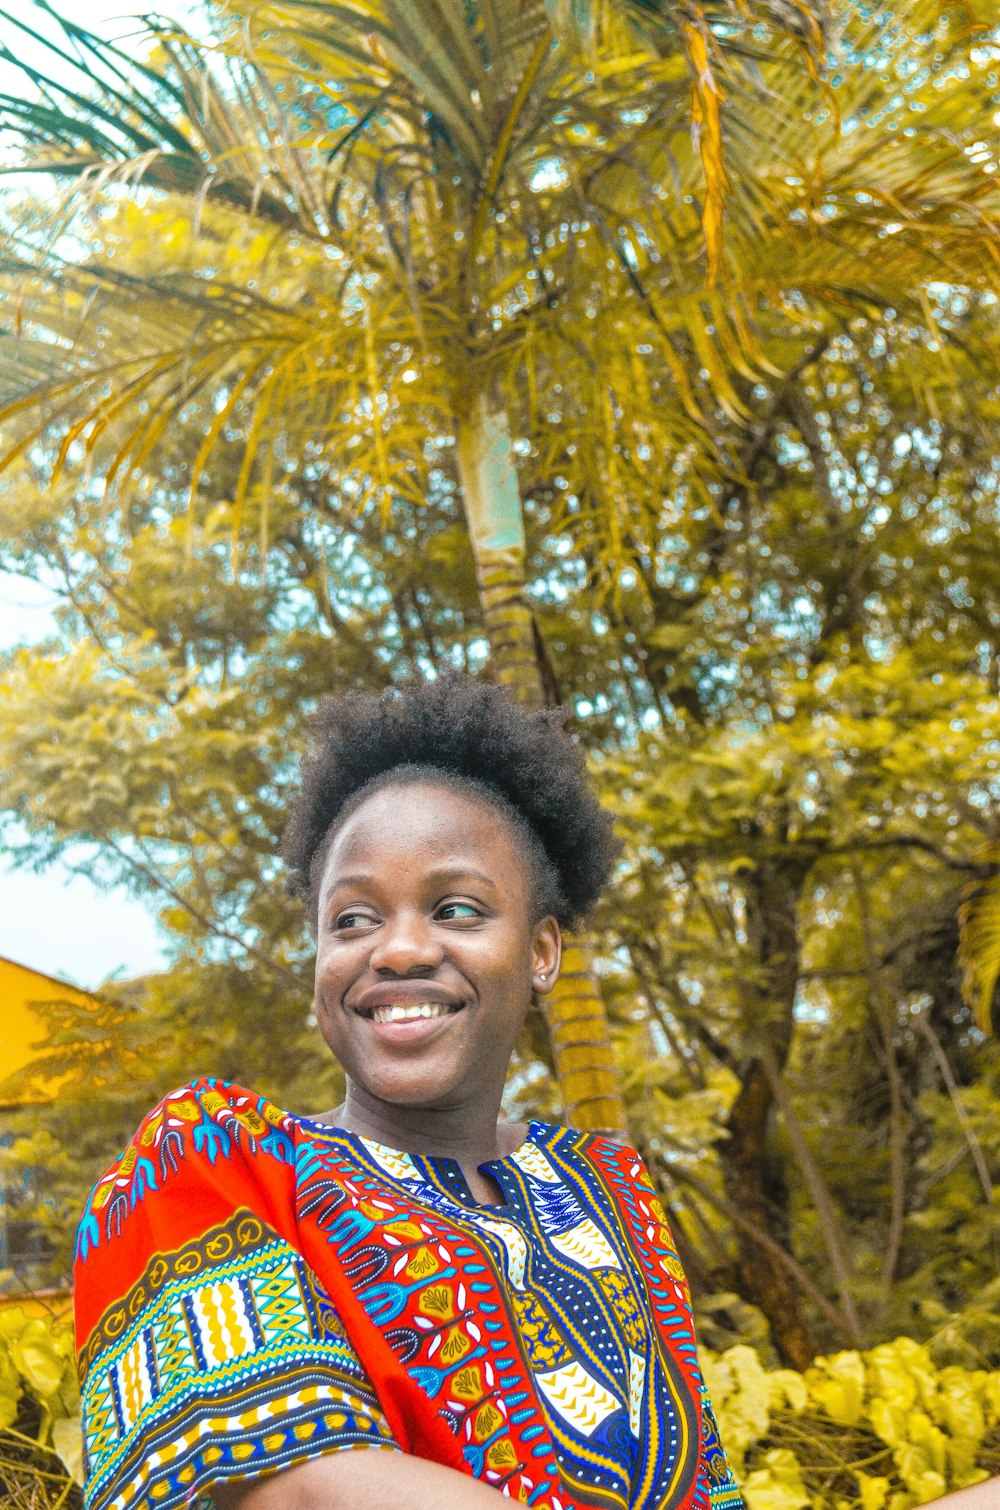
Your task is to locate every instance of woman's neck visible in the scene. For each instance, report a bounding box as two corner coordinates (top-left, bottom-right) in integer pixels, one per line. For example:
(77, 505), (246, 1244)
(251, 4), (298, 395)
(324, 1082), (516, 1165)
(319, 1085), (527, 1206)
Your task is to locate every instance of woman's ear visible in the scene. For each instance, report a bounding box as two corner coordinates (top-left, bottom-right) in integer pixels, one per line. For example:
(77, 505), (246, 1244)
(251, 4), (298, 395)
(531, 917), (562, 996)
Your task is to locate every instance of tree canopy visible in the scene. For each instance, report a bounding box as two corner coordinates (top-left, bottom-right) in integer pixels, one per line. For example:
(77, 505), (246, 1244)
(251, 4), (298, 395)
(1, 0), (999, 1433)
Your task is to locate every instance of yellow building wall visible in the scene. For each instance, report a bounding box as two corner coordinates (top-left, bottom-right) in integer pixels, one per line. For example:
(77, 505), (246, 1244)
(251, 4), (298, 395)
(0, 955), (97, 1107)
(0, 1288), (72, 1320)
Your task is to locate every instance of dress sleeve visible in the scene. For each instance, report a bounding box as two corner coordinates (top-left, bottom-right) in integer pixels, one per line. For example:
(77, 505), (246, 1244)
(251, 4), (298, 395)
(598, 1134), (746, 1510)
(75, 1083), (398, 1510)
(698, 1386), (745, 1509)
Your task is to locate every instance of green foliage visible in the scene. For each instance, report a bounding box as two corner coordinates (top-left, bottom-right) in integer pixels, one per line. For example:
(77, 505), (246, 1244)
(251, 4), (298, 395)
(1, 0), (997, 575)
(1, 0), (1000, 1387)
(0, 1306), (81, 1508)
(704, 1336), (1000, 1509)
(8, 1303), (1000, 1510)
(959, 856), (1000, 1033)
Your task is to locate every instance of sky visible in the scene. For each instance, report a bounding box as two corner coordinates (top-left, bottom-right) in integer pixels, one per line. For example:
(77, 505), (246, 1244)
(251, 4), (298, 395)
(0, 0), (202, 990)
(0, 574), (171, 989)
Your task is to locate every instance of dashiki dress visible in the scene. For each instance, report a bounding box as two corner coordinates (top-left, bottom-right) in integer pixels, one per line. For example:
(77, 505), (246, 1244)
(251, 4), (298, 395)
(74, 1079), (744, 1510)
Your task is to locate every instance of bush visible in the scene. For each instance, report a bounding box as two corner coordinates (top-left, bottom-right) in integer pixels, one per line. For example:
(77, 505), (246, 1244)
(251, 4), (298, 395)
(0, 1307), (81, 1510)
(704, 1335), (1000, 1509)
(7, 1305), (1000, 1508)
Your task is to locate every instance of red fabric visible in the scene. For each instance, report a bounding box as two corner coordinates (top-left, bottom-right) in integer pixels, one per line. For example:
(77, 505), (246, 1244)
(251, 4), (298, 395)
(75, 1080), (710, 1510)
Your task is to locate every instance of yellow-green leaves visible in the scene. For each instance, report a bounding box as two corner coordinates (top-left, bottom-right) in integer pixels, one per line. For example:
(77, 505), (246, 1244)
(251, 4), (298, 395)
(743, 1450), (812, 1510)
(682, 20), (727, 287)
(3, 1323), (63, 1402)
(0, 1308), (81, 1504)
(959, 856), (1000, 1033)
(702, 1344), (773, 1471)
(0, 1347), (18, 1434)
(704, 1336), (1000, 1509)
(51, 1414), (85, 1485)
(0, 1305), (78, 1440)
(6, 0), (999, 579)
(805, 1350), (865, 1428)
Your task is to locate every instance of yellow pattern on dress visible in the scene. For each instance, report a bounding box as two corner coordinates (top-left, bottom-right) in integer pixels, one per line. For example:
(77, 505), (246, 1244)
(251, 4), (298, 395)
(549, 1218), (621, 1271)
(534, 1359), (622, 1438)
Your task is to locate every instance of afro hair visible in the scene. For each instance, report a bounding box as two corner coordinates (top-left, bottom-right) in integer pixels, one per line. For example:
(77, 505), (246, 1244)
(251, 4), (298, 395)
(281, 674), (619, 930)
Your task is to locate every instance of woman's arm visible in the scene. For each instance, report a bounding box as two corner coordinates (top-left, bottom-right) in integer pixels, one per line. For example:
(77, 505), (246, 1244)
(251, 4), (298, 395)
(928, 1480), (1000, 1508)
(211, 1448), (509, 1510)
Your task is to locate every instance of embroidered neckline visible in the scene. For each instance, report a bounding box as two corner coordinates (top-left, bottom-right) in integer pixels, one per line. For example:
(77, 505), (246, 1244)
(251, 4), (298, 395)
(286, 1111), (556, 1208)
(288, 1110), (550, 1166)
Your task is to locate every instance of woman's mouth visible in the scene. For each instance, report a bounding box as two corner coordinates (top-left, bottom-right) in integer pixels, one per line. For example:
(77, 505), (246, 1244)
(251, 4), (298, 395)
(367, 1002), (462, 1025)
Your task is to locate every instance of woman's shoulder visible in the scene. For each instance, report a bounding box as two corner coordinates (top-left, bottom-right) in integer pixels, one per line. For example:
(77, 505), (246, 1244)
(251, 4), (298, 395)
(522, 1118), (643, 1163)
(75, 1078), (299, 1261)
(516, 1120), (654, 1194)
(153, 1077), (297, 1140)
(98, 1077), (296, 1176)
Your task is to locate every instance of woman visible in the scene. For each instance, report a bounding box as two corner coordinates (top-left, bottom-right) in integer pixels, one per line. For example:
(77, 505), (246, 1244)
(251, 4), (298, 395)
(73, 675), (1000, 1510)
(71, 677), (746, 1510)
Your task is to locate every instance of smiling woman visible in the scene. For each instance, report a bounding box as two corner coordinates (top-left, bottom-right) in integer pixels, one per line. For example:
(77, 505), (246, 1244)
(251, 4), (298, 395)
(71, 677), (745, 1510)
(310, 778), (561, 1159)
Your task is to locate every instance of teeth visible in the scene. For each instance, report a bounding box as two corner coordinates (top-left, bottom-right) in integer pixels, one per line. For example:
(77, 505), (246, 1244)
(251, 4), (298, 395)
(371, 1002), (454, 1024)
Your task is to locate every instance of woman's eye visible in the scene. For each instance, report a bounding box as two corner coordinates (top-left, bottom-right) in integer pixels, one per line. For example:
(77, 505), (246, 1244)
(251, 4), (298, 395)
(334, 910), (378, 931)
(438, 901), (482, 922)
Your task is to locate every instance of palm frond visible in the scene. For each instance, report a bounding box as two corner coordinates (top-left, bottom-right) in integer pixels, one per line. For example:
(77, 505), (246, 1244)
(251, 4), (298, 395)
(1, 0), (998, 584)
(0, 5), (334, 234)
(959, 851), (1000, 1033)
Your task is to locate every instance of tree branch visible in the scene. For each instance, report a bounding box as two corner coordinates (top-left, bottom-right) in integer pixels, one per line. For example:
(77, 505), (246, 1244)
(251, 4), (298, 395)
(100, 835), (307, 991)
(851, 859), (909, 1300)
(757, 1041), (864, 1347)
(832, 836), (997, 876)
(648, 1153), (852, 1347)
(917, 1011), (998, 1269)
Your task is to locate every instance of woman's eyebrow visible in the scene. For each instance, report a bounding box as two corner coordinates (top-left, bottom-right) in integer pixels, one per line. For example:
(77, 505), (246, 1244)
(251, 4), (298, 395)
(326, 864), (499, 892)
(424, 863), (499, 891)
(325, 872), (377, 892)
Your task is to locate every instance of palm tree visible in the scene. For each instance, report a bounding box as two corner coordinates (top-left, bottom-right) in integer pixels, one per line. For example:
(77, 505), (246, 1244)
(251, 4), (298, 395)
(1, 0), (997, 1138)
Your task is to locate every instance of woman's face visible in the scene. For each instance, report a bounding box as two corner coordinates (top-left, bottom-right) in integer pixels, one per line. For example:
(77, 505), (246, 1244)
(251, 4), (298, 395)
(313, 779), (561, 1117)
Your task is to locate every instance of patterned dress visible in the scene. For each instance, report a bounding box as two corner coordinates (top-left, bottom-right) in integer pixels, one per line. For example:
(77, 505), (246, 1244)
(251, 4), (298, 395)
(74, 1079), (743, 1510)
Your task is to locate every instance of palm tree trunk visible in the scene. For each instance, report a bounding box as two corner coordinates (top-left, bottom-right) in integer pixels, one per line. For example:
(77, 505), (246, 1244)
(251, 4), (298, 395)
(456, 394), (626, 1133)
(455, 395), (540, 700)
(547, 937), (627, 1132)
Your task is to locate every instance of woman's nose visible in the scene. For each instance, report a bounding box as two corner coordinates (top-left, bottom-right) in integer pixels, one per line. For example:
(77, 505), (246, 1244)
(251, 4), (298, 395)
(368, 913), (443, 975)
